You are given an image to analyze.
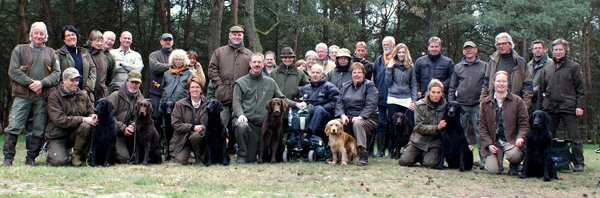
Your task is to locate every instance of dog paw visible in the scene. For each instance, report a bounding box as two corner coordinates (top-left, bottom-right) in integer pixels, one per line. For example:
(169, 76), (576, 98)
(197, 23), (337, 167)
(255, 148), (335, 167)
(328, 161), (337, 165)
(544, 177), (551, 182)
(341, 162), (348, 166)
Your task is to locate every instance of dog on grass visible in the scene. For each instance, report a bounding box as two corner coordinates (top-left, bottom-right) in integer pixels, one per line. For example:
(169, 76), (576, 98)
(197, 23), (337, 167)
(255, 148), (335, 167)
(520, 110), (558, 181)
(90, 98), (118, 167)
(391, 112), (411, 159)
(204, 99), (230, 166)
(325, 120), (359, 165)
(437, 101), (473, 172)
(134, 100), (162, 165)
(258, 98), (288, 164)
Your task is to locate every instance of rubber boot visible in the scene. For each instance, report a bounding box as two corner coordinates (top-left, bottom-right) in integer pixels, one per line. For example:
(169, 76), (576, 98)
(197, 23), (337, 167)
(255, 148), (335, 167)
(26, 136), (43, 166)
(508, 163), (520, 176)
(386, 139), (396, 159)
(367, 137), (375, 157)
(375, 134), (385, 157)
(71, 136), (89, 166)
(2, 133), (18, 166)
(357, 148), (369, 166)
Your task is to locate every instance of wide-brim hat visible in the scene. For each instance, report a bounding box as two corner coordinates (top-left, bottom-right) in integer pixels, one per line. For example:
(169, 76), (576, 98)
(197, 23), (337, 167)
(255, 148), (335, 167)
(280, 47), (296, 57)
(337, 48), (352, 58)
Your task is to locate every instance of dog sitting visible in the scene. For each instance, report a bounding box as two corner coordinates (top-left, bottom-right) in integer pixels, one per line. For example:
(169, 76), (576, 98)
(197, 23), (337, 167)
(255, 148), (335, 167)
(325, 120), (359, 165)
(391, 112), (411, 159)
(520, 110), (558, 181)
(437, 101), (473, 172)
(258, 98), (288, 164)
(204, 99), (230, 166)
(90, 98), (118, 167)
(134, 100), (162, 165)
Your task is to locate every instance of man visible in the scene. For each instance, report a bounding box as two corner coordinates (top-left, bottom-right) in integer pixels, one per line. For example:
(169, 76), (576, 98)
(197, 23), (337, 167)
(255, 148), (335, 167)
(109, 31), (144, 92)
(448, 41), (487, 167)
(480, 32), (533, 108)
(298, 64), (340, 145)
(208, 25), (253, 153)
(149, 33), (174, 158)
(106, 70), (145, 163)
(102, 31), (117, 93)
(45, 68), (97, 166)
(329, 45), (339, 62)
(414, 37), (454, 99)
(232, 53), (305, 163)
(270, 47), (309, 100)
(527, 40), (553, 111)
(262, 51), (277, 76)
(315, 43), (335, 73)
(351, 42), (373, 83)
(3, 22), (61, 166)
(371, 36), (395, 157)
(538, 38), (586, 172)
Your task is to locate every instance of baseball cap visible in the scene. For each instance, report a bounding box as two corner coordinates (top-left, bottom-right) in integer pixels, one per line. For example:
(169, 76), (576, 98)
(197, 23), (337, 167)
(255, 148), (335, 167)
(128, 70), (142, 83)
(62, 68), (81, 79)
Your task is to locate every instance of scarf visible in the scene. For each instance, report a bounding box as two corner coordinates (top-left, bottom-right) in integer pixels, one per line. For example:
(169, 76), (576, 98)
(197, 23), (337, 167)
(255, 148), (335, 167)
(169, 66), (185, 74)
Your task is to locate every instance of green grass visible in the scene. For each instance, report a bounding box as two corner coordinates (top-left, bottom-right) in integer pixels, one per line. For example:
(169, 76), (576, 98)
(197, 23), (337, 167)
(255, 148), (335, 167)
(0, 135), (599, 197)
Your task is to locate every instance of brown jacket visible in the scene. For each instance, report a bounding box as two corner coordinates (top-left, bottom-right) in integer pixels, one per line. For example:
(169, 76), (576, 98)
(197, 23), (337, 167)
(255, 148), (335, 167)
(480, 49), (533, 107)
(170, 95), (209, 157)
(409, 96), (446, 151)
(208, 42), (252, 105)
(8, 44), (61, 99)
(56, 45), (97, 101)
(479, 92), (529, 156)
(538, 58), (586, 114)
(86, 45), (109, 100)
(45, 84), (94, 139)
(106, 83), (145, 135)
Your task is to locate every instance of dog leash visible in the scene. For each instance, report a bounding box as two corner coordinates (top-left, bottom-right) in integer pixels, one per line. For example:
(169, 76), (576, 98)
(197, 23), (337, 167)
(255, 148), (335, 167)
(129, 120), (138, 163)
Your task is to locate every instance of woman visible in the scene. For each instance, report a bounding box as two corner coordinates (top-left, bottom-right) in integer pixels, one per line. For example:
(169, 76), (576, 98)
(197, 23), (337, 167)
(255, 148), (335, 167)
(170, 76), (208, 164)
(305, 50), (319, 72)
(398, 79), (446, 168)
(479, 71), (529, 175)
(326, 48), (353, 88)
(160, 49), (197, 160)
(85, 30), (109, 100)
(295, 59), (309, 76)
(384, 43), (418, 158)
(56, 25), (96, 101)
(187, 50), (206, 84)
(334, 62), (379, 166)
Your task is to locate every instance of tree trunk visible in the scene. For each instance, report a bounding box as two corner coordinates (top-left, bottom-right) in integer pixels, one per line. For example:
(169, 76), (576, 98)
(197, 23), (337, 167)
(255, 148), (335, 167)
(360, 1), (367, 42)
(208, 0), (224, 59)
(395, 0), (402, 39)
(244, 0), (261, 52)
(321, 0), (329, 43)
(16, 0), (27, 44)
(328, 0), (336, 44)
(294, 0), (304, 54)
(183, 0), (196, 50)
(41, 0), (54, 47)
(231, 0), (238, 25)
(68, 0), (76, 25)
(158, 0), (169, 33)
(426, 0), (436, 37)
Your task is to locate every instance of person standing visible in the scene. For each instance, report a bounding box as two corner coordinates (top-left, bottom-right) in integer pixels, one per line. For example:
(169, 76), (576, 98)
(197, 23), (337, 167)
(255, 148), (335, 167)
(208, 25), (253, 153)
(3, 22), (61, 166)
(315, 43), (335, 73)
(414, 37), (454, 99)
(527, 40), (553, 111)
(538, 38), (586, 172)
(329, 45), (339, 62)
(326, 48), (353, 88)
(109, 31), (144, 91)
(149, 33), (174, 156)
(372, 36), (395, 157)
(102, 31), (117, 93)
(262, 51), (277, 76)
(270, 47), (309, 101)
(448, 41), (487, 167)
(85, 30), (109, 100)
(480, 32), (533, 108)
(351, 41), (373, 80)
(56, 25), (97, 101)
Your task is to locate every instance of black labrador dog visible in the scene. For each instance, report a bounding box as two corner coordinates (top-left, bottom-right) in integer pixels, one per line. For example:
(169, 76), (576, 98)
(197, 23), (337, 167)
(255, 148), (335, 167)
(391, 112), (411, 159)
(90, 98), (118, 167)
(520, 110), (558, 181)
(437, 101), (473, 172)
(204, 99), (230, 166)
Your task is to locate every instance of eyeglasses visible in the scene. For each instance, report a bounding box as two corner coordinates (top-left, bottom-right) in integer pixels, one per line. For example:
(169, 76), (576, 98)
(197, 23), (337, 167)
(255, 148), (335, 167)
(496, 42), (510, 47)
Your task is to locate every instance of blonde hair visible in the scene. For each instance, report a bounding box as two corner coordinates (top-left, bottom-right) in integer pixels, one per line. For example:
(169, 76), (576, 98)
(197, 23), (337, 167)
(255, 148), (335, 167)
(168, 49), (190, 66)
(389, 43), (413, 69)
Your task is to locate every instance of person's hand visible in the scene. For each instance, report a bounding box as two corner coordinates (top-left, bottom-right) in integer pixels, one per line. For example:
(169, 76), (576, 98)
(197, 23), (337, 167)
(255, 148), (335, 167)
(576, 108), (584, 116)
(194, 125), (205, 132)
(237, 115), (248, 123)
(340, 115), (349, 125)
(418, 92), (423, 99)
(124, 125), (135, 136)
(29, 80), (43, 95)
(296, 102), (307, 109)
(516, 138), (525, 147)
(488, 145), (498, 154)
(226, 138), (229, 147)
(83, 116), (97, 126)
(387, 59), (396, 68)
(526, 105), (530, 109)
(468, 145), (474, 151)
(409, 103), (416, 111)
(82, 90), (87, 96)
(351, 116), (363, 123)
(437, 120), (447, 130)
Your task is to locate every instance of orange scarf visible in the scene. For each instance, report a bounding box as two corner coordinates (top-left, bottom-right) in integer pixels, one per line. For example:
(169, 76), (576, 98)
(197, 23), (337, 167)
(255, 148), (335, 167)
(383, 53), (390, 66)
(169, 65), (185, 74)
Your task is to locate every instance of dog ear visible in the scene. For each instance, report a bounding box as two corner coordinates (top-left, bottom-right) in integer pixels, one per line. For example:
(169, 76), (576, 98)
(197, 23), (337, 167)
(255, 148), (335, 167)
(265, 99), (272, 112)
(325, 122), (331, 136)
(393, 112), (398, 122)
(147, 101), (153, 114)
(281, 99), (288, 111)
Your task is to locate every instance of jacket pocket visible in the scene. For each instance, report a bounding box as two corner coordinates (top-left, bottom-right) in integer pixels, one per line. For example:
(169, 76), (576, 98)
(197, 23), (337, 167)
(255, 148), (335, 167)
(215, 81), (232, 103)
(11, 81), (29, 98)
(435, 66), (448, 80)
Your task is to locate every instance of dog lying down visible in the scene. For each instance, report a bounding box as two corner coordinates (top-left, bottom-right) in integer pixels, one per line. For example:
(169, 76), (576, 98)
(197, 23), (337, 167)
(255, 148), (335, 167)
(325, 120), (359, 166)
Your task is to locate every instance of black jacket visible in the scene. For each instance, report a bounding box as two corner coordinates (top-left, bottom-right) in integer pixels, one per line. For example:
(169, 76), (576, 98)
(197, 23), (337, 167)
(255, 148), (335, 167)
(299, 79), (340, 114)
(414, 54), (454, 96)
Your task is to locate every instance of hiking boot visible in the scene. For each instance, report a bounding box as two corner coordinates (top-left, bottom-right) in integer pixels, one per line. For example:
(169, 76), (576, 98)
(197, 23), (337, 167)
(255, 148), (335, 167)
(573, 163), (584, 172)
(236, 155), (246, 164)
(508, 163), (520, 176)
(2, 133), (18, 166)
(25, 136), (43, 166)
(386, 139), (396, 159)
(357, 150), (369, 166)
(375, 134), (385, 157)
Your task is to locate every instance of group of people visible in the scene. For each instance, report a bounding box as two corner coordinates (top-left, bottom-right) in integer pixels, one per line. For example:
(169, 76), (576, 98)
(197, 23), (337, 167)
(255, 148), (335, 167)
(3, 22), (586, 174)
